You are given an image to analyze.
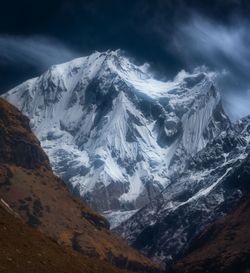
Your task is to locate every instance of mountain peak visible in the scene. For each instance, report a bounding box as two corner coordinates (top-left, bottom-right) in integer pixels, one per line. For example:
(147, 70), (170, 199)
(2, 51), (229, 227)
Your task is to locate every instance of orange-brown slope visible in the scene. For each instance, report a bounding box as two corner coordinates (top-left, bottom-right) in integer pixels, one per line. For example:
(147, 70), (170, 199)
(0, 98), (161, 273)
(170, 192), (250, 273)
(0, 202), (132, 273)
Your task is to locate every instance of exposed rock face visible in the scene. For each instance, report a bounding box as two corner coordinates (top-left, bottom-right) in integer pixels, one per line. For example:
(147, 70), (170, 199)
(3, 50), (229, 227)
(170, 187), (250, 273)
(116, 116), (250, 264)
(0, 98), (161, 273)
(0, 99), (49, 169)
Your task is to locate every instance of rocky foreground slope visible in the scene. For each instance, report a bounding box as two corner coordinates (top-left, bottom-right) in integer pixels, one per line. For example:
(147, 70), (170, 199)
(0, 203), (132, 273)
(0, 98), (160, 273)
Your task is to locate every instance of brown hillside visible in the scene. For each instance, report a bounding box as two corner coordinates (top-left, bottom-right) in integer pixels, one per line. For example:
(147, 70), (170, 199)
(0, 202), (132, 273)
(170, 193), (250, 273)
(0, 98), (161, 273)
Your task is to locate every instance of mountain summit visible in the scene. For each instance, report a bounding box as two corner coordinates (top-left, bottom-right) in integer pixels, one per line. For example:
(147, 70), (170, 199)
(3, 50), (229, 226)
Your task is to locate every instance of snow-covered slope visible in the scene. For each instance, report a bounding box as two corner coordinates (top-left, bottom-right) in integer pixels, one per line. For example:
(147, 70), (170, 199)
(3, 50), (229, 226)
(116, 116), (250, 263)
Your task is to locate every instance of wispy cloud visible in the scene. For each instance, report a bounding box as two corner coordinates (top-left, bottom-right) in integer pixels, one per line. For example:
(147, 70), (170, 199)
(173, 15), (250, 76)
(170, 15), (250, 121)
(0, 36), (78, 69)
(223, 91), (250, 121)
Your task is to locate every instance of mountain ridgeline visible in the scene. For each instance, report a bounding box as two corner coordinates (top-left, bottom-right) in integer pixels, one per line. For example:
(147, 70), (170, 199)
(3, 50), (228, 226)
(3, 50), (250, 268)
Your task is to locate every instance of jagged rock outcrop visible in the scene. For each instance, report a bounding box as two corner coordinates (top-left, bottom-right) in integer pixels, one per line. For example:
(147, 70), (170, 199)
(0, 98), (49, 169)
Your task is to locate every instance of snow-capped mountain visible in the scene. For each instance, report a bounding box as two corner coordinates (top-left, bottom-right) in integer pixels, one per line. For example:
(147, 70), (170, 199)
(116, 116), (250, 263)
(3, 50), (229, 226)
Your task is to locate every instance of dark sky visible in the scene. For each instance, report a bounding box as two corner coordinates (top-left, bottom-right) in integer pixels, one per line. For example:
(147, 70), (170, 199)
(1, 0), (250, 119)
